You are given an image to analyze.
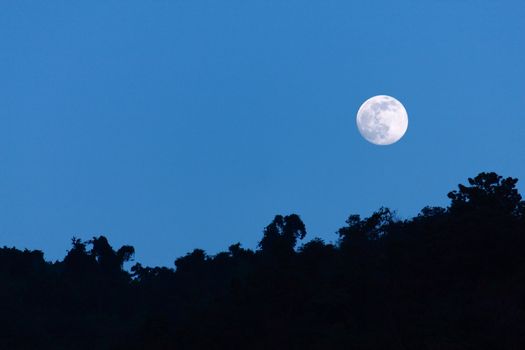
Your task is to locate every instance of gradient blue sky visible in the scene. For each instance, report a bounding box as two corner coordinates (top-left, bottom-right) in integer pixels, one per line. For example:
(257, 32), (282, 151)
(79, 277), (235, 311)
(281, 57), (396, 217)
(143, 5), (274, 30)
(1, 1), (524, 266)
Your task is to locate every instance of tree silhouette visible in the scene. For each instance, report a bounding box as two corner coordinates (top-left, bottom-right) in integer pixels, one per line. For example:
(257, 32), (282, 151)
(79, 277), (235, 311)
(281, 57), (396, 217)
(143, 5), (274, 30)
(0, 172), (524, 349)
(90, 236), (135, 274)
(258, 214), (306, 259)
(448, 172), (523, 216)
(338, 207), (395, 246)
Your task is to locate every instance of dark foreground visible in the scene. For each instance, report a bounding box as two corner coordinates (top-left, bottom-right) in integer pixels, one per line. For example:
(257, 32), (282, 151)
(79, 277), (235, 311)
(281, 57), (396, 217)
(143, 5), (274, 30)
(1, 172), (524, 349)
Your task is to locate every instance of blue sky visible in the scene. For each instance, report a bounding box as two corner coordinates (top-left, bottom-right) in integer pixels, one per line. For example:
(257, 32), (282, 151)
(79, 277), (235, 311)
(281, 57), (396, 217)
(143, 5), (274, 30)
(1, 1), (524, 266)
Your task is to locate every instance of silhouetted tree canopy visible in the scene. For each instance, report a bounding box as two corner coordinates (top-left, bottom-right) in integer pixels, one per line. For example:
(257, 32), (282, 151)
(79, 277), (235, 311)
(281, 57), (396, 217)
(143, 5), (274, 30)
(448, 172), (523, 216)
(338, 206), (395, 243)
(258, 213), (306, 258)
(1, 171), (525, 349)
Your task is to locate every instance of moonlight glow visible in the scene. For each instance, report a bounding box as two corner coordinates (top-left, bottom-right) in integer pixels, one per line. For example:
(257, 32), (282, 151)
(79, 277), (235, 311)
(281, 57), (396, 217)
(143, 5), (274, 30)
(356, 95), (408, 145)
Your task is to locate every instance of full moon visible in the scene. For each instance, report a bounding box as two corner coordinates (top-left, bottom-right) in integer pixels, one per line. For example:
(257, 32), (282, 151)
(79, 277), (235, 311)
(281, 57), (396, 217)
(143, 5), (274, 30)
(356, 95), (408, 145)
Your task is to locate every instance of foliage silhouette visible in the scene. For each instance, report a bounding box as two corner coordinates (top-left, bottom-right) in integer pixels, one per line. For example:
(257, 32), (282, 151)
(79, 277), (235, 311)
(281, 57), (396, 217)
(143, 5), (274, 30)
(0, 172), (524, 349)
(258, 214), (307, 259)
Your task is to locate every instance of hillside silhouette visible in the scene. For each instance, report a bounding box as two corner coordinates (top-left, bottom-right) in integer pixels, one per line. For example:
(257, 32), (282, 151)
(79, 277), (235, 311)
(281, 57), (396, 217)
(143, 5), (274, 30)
(0, 172), (524, 349)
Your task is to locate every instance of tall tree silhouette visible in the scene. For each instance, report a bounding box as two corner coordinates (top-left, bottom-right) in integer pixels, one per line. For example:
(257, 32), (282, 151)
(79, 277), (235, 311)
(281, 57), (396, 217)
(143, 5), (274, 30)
(258, 214), (306, 258)
(90, 236), (135, 274)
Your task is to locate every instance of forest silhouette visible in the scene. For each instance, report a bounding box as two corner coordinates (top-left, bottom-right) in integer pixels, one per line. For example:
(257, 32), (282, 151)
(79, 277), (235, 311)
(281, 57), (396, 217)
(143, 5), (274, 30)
(1, 172), (524, 349)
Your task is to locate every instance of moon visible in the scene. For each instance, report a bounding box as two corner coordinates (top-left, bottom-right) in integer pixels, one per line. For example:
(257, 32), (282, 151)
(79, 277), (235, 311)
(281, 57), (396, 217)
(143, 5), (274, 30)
(356, 95), (408, 145)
